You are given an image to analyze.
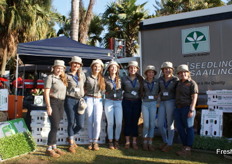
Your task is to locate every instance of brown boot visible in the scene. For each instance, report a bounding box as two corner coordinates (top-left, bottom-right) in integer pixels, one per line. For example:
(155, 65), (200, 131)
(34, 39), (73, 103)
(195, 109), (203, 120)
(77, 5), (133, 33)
(68, 145), (76, 153)
(114, 141), (120, 150)
(109, 142), (115, 150)
(66, 138), (78, 148)
(176, 146), (191, 156)
(93, 142), (100, 151)
(148, 144), (155, 151)
(161, 145), (172, 152)
(132, 143), (139, 150)
(46, 149), (60, 158)
(143, 143), (148, 151)
(88, 142), (93, 150)
(125, 142), (130, 149)
(159, 143), (167, 150)
(54, 148), (66, 155)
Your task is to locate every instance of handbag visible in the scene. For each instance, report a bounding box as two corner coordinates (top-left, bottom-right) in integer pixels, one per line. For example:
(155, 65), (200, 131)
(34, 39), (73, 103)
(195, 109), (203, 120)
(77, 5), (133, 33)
(78, 98), (87, 114)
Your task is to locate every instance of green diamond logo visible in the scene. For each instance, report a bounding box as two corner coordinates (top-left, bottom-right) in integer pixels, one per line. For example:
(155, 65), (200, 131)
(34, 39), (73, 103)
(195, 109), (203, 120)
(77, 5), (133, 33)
(185, 31), (206, 50)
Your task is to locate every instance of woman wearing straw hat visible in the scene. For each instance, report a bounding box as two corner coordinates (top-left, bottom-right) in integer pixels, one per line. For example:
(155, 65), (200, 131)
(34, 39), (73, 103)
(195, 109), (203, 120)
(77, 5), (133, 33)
(142, 65), (159, 151)
(85, 59), (105, 151)
(104, 61), (123, 150)
(122, 61), (144, 150)
(44, 60), (67, 157)
(64, 56), (86, 153)
(157, 61), (178, 152)
(175, 64), (198, 156)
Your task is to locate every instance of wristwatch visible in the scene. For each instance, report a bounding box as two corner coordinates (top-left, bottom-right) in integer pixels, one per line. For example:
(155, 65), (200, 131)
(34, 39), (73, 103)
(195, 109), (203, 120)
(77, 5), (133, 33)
(189, 109), (194, 113)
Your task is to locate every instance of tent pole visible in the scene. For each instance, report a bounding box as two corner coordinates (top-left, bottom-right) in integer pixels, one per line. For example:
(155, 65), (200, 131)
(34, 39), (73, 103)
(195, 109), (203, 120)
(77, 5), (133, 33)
(14, 54), (19, 119)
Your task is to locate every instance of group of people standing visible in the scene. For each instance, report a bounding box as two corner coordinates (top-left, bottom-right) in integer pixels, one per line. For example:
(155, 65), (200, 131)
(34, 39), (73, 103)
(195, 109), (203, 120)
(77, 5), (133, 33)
(43, 56), (198, 158)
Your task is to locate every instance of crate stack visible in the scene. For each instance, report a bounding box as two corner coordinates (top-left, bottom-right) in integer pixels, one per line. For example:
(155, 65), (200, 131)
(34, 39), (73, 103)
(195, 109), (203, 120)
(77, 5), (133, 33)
(30, 110), (106, 145)
(200, 90), (232, 137)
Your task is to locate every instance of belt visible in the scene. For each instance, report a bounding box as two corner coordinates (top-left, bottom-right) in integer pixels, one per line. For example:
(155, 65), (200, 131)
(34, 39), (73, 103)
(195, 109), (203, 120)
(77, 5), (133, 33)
(106, 98), (122, 101)
(86, 95), (102, 98)
(177, 104), (189, 108)
(66, 95), (79, 100)
(123, 98), (141, 101)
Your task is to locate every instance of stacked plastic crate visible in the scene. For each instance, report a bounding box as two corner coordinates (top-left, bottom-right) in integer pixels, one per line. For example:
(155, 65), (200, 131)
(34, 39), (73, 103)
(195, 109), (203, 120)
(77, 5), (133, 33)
(30, 110), (106, 145)
(200, 90), (232, 137)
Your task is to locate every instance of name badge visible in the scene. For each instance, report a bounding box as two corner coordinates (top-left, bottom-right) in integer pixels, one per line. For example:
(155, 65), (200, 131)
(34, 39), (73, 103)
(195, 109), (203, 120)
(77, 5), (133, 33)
(131, 91), (137, 96)
(75, 88), (80, 92)
(148, 96), (154, 99)
(163, 92), (169, 96)
(113, 93), (117, 98)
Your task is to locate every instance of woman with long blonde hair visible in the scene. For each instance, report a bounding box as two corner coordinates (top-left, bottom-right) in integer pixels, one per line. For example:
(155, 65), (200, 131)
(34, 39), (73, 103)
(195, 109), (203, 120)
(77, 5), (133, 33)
(85, 59), (105, 151)
(44, 60), (67, 157)
(104, 61), (123, 149)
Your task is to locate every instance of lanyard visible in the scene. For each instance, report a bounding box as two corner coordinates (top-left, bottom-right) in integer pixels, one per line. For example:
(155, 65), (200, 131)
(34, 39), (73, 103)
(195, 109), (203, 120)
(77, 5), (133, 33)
(71, 74), (79, 85)
(129, 78), (137, 88)
(110, 78), (116, 91)
(146, 81), (154, 93)
(162, 78), (172, 89)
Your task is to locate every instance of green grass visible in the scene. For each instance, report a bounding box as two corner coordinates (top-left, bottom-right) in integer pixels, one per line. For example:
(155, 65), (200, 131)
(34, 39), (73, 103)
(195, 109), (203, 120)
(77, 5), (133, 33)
(1, 138), (231, 164)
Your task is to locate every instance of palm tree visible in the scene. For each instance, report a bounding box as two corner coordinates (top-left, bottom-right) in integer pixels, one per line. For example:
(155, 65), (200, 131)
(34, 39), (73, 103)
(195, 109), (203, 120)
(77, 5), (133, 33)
(71, 0), (79, 41)
(154, 0), (225, 16)
(88, 15), (104, 46)
(0, 0), (57, 75)
(103, 0), (148, 57)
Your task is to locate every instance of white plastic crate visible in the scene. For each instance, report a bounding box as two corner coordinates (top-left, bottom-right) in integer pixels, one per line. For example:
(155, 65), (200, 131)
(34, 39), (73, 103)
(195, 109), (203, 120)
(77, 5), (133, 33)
(200, 109), (223, 137)
(208, 105), (232, 113)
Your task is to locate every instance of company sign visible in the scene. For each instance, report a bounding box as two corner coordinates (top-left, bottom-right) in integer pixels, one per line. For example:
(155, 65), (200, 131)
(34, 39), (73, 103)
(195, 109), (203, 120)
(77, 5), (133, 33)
(182, 26), (210, 55)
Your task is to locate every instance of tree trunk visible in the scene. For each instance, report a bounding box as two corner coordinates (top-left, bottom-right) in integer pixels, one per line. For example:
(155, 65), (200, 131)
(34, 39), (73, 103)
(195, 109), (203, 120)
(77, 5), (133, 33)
(71, 0), (80, 41)
(79, 0), (95, 44)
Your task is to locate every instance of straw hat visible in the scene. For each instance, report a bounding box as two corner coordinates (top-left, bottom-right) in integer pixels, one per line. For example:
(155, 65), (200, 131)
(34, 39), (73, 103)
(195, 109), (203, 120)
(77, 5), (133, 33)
(107, 61), (120, 69)
(144, 65), (157, 75)
(69, 56), (83, 66)
(90, 59), (104, 68)
(52, 60), (66, 69)
(161, 61), (174, 69)
(177, 64), (190, 74)
(127, 61), (139, 69)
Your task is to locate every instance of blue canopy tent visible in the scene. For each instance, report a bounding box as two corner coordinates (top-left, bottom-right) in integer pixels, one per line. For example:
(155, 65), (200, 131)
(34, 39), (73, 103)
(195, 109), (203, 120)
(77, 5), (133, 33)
(17, 36), (113, 66)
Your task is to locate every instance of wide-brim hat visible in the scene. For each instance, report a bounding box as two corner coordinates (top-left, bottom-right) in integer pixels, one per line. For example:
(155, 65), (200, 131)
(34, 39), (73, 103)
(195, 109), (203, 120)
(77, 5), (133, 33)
(127, 61), (139, 69)
(52, 60), (66, 69)
(177, 64), (190, 74)
(161, 61), (174, 69)
(144, 65), (157, 75)
(69, 56), (83, 66)
(77, 98), (87, 115)
(90, 59), (104, 68)
(107, 61), (120, 69)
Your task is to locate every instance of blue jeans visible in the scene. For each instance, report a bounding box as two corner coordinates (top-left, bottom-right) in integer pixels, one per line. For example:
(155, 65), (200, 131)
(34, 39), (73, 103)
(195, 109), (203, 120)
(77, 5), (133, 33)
(174, 106), (196, 147)
(142, 101), (157, 138)
(64, 97), (85, 139)
(86, 96), (103, 142)
(122, 99), (142, 137)
(157, 99), (175, 146)
(104, 99), (123, 140)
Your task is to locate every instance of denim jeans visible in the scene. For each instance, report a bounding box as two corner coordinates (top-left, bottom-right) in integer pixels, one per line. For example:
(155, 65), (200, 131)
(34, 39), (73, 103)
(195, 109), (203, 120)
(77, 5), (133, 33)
(174, 106), (196, 147)
(104, 99), (123, 140)
(86, 96), (103, 142)
(157, 99), (175, 146)
(122, 98), (142, 137)
(142, 101), (157, 138)
(64, 96), (85, 139)
(47, 98), (64, 146)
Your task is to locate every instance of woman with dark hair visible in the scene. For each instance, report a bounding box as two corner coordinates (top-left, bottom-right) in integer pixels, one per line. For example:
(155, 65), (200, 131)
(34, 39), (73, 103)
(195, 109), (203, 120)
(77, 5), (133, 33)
(44, 60), (67, 157)
(175, 64), (198, 156)
(85, 59), (105, 151)
(65, 56), (86, 153)
(104, 61), (123, 149)
(122, 61), (144, 150)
